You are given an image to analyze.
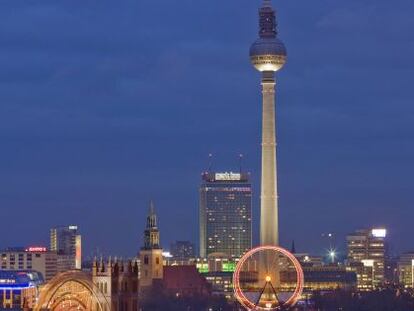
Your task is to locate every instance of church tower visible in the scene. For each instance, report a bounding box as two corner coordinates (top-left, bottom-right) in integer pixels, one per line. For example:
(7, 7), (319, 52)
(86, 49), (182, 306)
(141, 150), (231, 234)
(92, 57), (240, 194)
(139, 201), (163, 290)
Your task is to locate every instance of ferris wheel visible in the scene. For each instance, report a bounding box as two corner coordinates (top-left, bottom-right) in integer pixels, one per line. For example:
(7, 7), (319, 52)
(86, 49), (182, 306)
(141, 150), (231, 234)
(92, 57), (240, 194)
(233, 245), (304, 310)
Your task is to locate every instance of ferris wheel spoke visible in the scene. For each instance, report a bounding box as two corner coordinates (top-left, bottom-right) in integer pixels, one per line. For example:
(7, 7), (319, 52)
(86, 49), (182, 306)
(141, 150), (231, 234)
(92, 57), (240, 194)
(265, 253), (270, 275)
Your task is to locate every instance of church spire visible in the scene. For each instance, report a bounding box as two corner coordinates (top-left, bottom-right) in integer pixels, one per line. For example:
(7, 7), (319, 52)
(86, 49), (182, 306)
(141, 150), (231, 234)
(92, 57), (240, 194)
(142, 200), (161, 250)
(146, 200), (157, 229)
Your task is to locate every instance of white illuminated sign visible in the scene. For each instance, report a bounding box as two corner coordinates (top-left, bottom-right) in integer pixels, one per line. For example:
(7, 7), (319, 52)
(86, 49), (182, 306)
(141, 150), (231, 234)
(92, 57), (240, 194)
(162, 252), (173, 258)
(362, 259), (374, 267)
(215, 172), (241, 181)
(372, 229), (387, 238)
(69, 226), (78, 230)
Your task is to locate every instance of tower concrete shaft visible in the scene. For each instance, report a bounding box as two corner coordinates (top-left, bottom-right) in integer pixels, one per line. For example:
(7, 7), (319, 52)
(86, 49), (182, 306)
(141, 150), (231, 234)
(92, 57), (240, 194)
(260, 71), (279, 246)
(250, 0), (286, 291)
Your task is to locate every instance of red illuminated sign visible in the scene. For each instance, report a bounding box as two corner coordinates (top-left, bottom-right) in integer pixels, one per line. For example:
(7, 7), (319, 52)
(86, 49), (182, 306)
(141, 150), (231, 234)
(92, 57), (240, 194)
(25, 247), (47, 252)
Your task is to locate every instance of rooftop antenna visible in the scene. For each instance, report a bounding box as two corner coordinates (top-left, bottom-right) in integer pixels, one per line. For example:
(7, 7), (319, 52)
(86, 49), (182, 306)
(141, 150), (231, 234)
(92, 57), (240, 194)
(208, 153), (213, 173)
(239, 153), (244, 173)
(263, 0), (272, 7)
(291, 240), (296, 254)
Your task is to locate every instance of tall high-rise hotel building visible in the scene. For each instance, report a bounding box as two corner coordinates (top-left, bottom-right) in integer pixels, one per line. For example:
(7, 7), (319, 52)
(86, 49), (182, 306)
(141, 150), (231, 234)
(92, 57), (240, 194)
(199, 172), (252, 259)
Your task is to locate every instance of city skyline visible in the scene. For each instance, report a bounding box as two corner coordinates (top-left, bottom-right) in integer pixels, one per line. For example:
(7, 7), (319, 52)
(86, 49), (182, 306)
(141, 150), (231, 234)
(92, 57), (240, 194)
(1, 0), (414, 258)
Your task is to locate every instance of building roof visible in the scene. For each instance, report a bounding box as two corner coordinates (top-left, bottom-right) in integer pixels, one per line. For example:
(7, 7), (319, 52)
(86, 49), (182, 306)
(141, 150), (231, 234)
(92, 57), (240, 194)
(163, 266), (211, 294)
(0, 270), (44, 289)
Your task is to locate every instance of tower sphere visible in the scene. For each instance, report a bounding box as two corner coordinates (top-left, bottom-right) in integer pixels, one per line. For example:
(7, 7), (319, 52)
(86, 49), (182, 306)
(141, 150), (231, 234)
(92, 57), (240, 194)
(250, 37), (287, 72)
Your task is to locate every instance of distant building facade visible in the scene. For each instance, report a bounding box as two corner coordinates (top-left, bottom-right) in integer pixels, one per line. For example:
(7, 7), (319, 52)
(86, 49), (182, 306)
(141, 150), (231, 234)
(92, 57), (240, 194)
(204, 271), (233, 299)
(196, 253), (236, 299)
(92, 258), (139, 311)
(139, 201), (163, 291)
(294, 253), (324, 267)
(398, 252), (414, 289)
(384, 256), (399, 284)
(346, 228), (387, 288)
(304, 266), (357, 292)
(199, 171), (252, 259)
(0, 247), (57, 281)
(281, 265), (357, 292)
(170, 241), (195, 260)
(50, 225), (82, 271)
(346, 262), (374, 291)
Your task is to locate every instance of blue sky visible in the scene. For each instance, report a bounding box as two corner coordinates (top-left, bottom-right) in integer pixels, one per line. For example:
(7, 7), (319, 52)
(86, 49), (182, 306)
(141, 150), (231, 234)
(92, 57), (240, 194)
(0, 0), (413, 258)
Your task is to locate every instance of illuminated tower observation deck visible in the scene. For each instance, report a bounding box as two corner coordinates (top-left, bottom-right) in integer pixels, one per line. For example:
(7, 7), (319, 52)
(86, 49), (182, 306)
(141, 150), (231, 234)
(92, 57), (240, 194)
(250, 0), (287, 247)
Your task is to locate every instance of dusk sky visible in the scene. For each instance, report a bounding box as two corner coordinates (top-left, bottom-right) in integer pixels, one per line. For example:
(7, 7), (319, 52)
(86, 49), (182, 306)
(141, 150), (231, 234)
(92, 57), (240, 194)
(1, 0), (413, 258)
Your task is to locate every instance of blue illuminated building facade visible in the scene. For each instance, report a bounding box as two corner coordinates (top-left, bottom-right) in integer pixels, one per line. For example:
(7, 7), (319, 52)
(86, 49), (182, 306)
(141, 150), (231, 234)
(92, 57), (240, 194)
(0, 270), (43, 309)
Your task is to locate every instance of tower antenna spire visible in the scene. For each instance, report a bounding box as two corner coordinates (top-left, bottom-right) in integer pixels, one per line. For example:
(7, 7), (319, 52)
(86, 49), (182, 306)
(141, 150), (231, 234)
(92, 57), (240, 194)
(208, 153), (213, 173)
(263, 0), (272, 7)
(239, 153), (244, 173)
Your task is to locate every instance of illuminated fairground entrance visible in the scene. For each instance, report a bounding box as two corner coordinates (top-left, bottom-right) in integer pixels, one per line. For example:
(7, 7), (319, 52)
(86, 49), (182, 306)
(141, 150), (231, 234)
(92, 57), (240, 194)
(233, 246), (304, 310)
(35, 271), (110, 311)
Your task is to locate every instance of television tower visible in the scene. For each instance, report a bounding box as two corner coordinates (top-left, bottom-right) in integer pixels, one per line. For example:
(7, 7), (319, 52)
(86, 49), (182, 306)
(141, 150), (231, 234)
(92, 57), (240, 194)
(251, 0), (286, 247)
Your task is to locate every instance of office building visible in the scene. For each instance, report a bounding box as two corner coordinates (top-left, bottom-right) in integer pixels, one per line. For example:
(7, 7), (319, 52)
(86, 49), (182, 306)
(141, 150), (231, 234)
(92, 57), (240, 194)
(199, 171), (252, 259)
(384, 256), (399, 284)
(280, 266), (357, 292)
(170, 241), (195, 260)
(0, 247), (57, 281)
(398, 252), (414, 288)
(346, 262), (374, 291)
(50, 225), (82, 271)
(346, 228), (387, 288)
(197, 253), (237, 299)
